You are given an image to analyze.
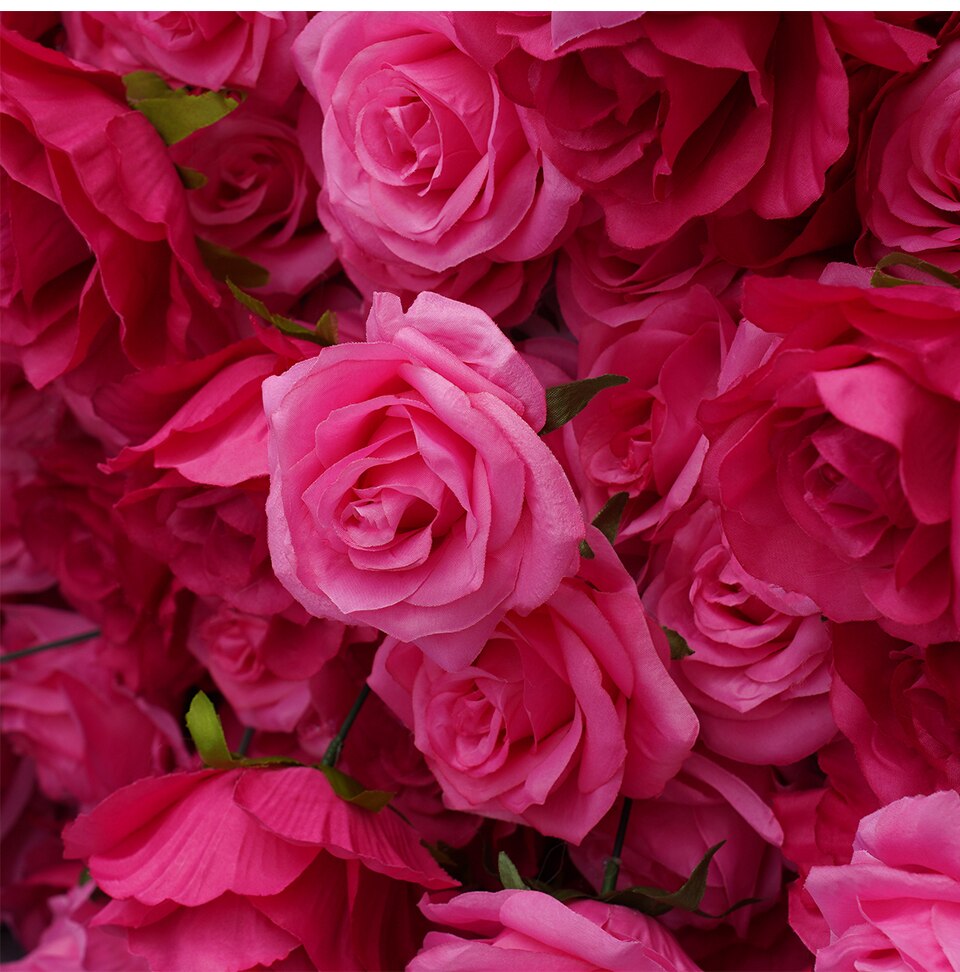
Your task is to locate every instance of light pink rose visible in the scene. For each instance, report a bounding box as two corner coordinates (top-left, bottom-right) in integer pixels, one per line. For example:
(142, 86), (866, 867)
(802, 790), (960, 970)
(700, 274), (960, 645)
(831, 621), (960, 802)
(294, 13), (581, 325)
(62, 12), (306, 105)
(644, 500), (835, 765)
(63, 767), (455, 971)
(857, 38), (960, 273)
(0, 605), (189, 809)
(570, 753), (785, 938)
(454, 13), (935, 250)
(0, 29), (230, 388)
(411, 890), (701, 971)
(263, 291), (584, 668)
(370, 525), (698, 843)
(169, 98), (336, 300)
(568, 287), (736, 542)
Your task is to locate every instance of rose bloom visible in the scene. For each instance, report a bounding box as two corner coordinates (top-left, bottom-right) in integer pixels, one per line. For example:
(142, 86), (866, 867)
(0, 29), (230, 388)
(700, 273), (960, 645)
(453, 13), (935, 250)
(63, 766), (456, 971)
(410, 890), (700, 971)
(568, 286), (736, 542)
(644, 500), (835, 765)
(263, 291), (584, 668)
(571, 753), (785, 938)
(294, 12), (581, 324)
(62, 12), (306, 105)
(802, 790), (960, 970)
(169, 98), (336, 300)
(857, 38), (960, 273)
(370, 525), (698, 844)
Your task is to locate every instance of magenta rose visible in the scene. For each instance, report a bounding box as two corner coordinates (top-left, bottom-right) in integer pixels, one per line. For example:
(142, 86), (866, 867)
(263, 291), (584, 668)
(831, 621), (960, 802)
(568, 287), (736, 541)
(454, 13), (935, 250)
(370, 525), (698, 843)
(63, 767), (455, 971)
(410, 890), (700, 971)
(293, 13), (581, 325)
(857, 38), (960, 273)
(644, 500), (835, 765)
(0, 29), (230, 387)
(169, 98), (336, 300)
(62, 12), (306, 106)
(801, 790), (960, 969)
(701, 274), (960, 645)
(570, 753), (785, 937)
(1, 605), (189, 808)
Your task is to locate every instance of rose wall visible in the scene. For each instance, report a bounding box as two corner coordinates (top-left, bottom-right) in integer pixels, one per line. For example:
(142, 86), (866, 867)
(1, 10), (959, 972)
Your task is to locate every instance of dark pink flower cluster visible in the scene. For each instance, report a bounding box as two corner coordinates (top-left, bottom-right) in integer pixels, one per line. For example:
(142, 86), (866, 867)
(2, 11), (958, 971)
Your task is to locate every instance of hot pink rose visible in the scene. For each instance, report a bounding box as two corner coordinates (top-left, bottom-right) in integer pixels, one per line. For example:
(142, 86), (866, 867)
(644, 500), (835, 765)
(63, 767), (455, 971)
(831, 622), (960, 802)
(0, 29), (230, 388)
(169, 98), (336, 300)
(370, 525), (698, 843)
(62, 12), (306, 106)
(294, 13), (581, 325)
(701, 274), (960, 645)
(411, 890), (700, 971)
(0, 605), (189, 809)
(570, 753), (785, 938)
(857, 38), (960, 273)
(263, 291), (584, 668)
(802, 790), (960, 970)
(568, 287), (736, 542)
(454, 13), (935, 250)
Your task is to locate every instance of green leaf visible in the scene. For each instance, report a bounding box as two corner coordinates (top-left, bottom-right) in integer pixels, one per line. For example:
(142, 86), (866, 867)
(199, 241), (269, 289)
(123, 70), (240, 145)
(870, 252), (960, 289)
(318, 765), (393, 812)
(177, 165), (208, 189)
(592, 491), (629, 546)
(185, 691), (236, 769)
(602, 841), (725, 916)
(226, 279), (338, 347)
(497, 851), (528, 891)
(540, 375), (629, 435)
(663, 627), (695, 660)
(695, 896), (762, 919)
(579, 538), (596, 559)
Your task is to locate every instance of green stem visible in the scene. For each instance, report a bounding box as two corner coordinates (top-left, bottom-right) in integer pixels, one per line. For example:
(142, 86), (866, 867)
(1, 629), (101, 664)
(321, 683), (371, 768)
(601, 797), (633, 895)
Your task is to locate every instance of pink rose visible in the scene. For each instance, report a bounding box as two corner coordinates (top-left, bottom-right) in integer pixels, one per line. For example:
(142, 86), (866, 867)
(169, 98), (336, 300)
(411, 890), (700, 971)
(454, 13), (935, 250)
(831, 621), (960, 802)
(802, 790), (960, 969)
(1, 605), (189, 809)
(570, 753), (785, 938)
(294, 13), (581, 324)
(63, 767), (455, 971)
(568, 287), (736, 542)
(263, 291), (584, 668)
(0, 29), (229, 388)
(63, 12), (306, 105)
(701, 274), (960, 645)
(644, 500), (835, 765)
(857, 39), (960, 273)
(370, 525), (698, 843)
